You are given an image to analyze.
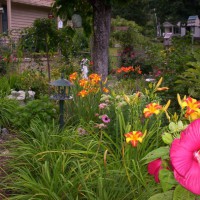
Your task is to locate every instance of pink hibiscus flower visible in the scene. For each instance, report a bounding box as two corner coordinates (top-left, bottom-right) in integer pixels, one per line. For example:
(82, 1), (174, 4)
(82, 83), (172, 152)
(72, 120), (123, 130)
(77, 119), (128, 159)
(170, 119), (200, 195)
(147, 158), (162, 183)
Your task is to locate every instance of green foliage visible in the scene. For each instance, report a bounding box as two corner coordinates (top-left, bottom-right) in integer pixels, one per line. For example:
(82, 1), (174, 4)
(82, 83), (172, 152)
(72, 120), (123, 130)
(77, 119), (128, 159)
(12, 96), (57, 130)
(159, 169), (177, 192)
(7, 70), (49, 98)
(141, 146), (169, 164)
(0, 98), (19, 127)
(71, 29), (89, 57)
(173, 185), (198, 200)
(175, 50), (200, 98)
(148, 190), (174, 200)
(19, 18), (58, 53)
(111, 16), (147, 48)
(3, 120), (140, 199)
(0, 76), (11, 97)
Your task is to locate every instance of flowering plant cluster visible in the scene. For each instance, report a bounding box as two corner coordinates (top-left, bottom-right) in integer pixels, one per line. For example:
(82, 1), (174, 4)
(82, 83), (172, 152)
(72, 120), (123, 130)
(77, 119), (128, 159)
(142, 91), (200, 198)
(69, 72), (109, 97)
(116, 65), (142, 79)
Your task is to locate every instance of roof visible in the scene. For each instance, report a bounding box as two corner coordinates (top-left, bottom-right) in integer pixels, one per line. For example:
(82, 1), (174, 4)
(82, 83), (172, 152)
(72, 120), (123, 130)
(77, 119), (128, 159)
(188, 15), (199, 20)
(163, 22), (174, 27)
(12, 0), (54, 7)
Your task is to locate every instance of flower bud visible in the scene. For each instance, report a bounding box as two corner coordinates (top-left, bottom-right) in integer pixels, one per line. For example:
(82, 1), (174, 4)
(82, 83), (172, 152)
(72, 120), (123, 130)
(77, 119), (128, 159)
(162, 132), (173, 144)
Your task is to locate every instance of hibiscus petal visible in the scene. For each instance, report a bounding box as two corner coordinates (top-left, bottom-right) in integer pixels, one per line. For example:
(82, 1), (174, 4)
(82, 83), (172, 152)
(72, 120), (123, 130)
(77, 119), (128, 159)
(174, 161), (200, 195)
(180, 119), (200, 151)
(147, 158), (162, 175)
(170, 139), (193, 177)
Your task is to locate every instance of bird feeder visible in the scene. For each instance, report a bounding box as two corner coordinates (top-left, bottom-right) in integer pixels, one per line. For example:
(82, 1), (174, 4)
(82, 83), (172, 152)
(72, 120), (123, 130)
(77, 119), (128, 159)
(50, 74), (73, 128)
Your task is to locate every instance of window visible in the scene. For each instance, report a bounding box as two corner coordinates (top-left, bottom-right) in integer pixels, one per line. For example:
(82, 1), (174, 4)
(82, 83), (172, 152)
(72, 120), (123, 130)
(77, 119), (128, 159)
(2, 5), (7, 33)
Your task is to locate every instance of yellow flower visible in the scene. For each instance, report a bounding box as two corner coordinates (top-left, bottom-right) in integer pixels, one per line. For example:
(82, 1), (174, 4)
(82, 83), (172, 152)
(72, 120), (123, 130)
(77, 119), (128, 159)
(143, 103), (162, 118)
(124, 131), (144, 147)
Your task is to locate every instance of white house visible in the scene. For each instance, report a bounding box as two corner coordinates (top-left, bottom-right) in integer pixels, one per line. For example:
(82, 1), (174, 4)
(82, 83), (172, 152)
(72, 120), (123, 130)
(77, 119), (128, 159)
(162, 15), (200, 46)
(187, 15), (200, 38)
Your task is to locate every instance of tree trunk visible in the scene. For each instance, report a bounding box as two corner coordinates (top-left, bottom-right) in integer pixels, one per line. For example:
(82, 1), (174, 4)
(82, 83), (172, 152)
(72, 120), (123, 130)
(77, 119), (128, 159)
(91, 0), (111, 80)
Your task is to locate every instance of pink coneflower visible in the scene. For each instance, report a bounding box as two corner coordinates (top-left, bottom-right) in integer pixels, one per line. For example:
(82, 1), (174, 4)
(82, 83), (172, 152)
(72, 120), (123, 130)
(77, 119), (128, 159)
(101, 114), (110, 123)
(147, 158), (162, 183)
(170, 119), (200, 195)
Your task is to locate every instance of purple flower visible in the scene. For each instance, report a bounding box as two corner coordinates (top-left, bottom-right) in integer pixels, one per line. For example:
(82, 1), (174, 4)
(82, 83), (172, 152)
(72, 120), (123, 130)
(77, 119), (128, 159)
(101, 114), (110, 123)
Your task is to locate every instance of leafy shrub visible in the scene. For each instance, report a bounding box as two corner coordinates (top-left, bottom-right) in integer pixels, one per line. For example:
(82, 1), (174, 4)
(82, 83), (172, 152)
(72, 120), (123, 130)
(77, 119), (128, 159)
(175, 50), (200, 98)
(12, 96), (58, 130)
(8, 70), (49, 98)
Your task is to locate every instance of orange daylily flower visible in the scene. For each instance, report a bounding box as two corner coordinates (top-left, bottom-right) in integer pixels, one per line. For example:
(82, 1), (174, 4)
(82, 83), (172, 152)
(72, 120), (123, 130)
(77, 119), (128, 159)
(89, 73), (101, 84)
(79, 79), (88, 88)
(182, 97), (200, 111)
(102, 87), (109, 93)
(143, 103), (162, 118)
(124, 131), (144, 147)
(77, 90), (89, 97)
(69, 72), (78, 82)
(185, 109), (200, 121)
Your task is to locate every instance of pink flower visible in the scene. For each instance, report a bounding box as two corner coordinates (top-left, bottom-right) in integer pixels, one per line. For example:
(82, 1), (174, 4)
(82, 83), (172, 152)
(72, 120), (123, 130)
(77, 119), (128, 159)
(95, 123), (107, 129)
(170, 119), (200, 195)
(147, 158), (162, 183)
(101, 114), (110, 123)
(99, 103), (108, 110)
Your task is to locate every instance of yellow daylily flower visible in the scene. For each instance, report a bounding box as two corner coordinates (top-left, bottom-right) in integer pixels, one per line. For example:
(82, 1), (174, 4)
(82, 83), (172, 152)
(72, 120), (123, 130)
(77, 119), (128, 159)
(124, 131), (144, 147)
(143, 103), (162, 118)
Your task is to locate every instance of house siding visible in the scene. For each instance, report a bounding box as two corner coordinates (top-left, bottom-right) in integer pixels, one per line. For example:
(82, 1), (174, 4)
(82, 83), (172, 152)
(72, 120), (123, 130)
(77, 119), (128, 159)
(11, 3), (50, 30)
(12, 0), (53, 7)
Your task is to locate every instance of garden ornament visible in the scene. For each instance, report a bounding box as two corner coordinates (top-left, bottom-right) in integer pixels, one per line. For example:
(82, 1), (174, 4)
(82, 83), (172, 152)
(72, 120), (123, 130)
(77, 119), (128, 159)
(8, 90), (25, 101)
(80, 58), (89, 79)
(7, 89), (35, 101)
(50, 73), (73, 129)
(27, 90), (36, 100)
